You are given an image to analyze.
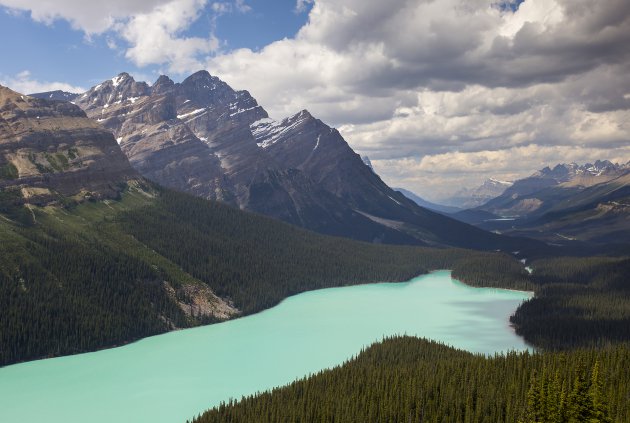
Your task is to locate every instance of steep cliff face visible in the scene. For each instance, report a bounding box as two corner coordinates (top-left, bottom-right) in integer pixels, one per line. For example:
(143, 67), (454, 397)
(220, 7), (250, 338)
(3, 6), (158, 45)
(0, 85), (136, 204)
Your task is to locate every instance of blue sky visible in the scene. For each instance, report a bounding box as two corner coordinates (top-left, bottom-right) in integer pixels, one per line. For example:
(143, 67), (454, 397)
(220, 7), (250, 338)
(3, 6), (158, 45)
(0, 0), (628, 200)
(0, 0), (311, 89)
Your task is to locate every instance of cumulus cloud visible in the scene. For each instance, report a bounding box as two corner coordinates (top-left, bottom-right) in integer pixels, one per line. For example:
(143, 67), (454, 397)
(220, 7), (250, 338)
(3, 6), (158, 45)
(0, 0), (168, 33)
(121, 0), (219, 73)
(0, 70), (85, 94)
(0, 0), (250, 73)
(205, 0), (630, 199)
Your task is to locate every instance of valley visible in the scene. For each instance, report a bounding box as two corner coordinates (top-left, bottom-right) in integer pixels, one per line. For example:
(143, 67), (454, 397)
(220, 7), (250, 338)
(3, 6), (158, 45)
(1, 5), (629, 419)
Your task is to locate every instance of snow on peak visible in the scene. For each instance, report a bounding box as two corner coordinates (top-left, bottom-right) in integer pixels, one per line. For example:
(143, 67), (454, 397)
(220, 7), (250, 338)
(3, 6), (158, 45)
(111, 74), (127, 88)
(228, 102), (259, 117)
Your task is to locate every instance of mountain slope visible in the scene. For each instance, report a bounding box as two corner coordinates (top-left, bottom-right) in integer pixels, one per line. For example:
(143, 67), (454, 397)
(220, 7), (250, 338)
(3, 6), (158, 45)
(71, 71), (540, 251)
(71, 72), (419, 245)
(478, 161), (629, 218)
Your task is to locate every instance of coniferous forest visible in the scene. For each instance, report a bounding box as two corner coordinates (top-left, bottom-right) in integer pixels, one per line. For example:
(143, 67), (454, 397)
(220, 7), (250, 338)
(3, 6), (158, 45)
(191, 337), (630, 423)
(0, 183), (485, 366)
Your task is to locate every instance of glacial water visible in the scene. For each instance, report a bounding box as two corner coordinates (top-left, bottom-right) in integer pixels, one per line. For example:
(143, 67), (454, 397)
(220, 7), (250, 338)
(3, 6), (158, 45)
(0, 270), (532, 423)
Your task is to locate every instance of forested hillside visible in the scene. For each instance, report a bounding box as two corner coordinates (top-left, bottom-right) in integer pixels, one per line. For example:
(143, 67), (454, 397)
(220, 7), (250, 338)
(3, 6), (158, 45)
(191, 336), (630, 423)
(0, 182), (514, 366)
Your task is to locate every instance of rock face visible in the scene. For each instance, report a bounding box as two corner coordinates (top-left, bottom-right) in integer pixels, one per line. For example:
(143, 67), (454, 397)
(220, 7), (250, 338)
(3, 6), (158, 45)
(0, 85), (137, 204)
(70, 71), (531, 249)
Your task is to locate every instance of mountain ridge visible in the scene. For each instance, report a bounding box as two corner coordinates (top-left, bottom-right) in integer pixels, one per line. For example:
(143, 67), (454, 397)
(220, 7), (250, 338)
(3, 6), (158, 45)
(62, 70), (539, 251)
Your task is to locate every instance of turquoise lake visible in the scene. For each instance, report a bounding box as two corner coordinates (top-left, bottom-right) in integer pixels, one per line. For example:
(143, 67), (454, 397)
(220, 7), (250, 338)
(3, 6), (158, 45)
(0, 270), (532, 423)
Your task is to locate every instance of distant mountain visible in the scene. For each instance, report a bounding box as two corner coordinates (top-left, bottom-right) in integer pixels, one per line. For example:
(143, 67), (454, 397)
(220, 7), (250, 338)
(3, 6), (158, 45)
(395, 188), (461, 214)
(464, 161), (630, 245)
(478, 161), (629, 218)
(29, 90), (79, 102)
(505, 171), (630, 245)
(444, 178), (513, 209)
(71, 71), (535, 250)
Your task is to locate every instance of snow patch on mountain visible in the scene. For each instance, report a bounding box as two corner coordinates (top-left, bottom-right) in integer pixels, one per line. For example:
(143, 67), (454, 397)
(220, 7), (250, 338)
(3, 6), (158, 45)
(111, 75), (125, 88)
(251, 111), (311, 149)
(177, 108), (206, 120)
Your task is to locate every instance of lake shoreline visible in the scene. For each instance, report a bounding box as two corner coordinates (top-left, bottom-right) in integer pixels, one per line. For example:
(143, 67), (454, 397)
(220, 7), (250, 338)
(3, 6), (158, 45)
(0, 271), (531, 423)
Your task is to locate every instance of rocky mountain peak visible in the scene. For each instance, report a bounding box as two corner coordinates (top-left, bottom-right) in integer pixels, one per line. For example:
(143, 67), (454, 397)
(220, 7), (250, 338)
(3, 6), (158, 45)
(533, 160), (627, 181)
(76, 73), (150, 112)
(152, 75), (175, 94)
(178, 70), (235, 107)
(184, 69), (214, 81)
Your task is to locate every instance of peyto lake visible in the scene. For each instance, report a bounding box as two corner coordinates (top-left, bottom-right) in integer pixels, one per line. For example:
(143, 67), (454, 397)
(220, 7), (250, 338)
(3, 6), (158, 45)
(0, 270), (532, 423)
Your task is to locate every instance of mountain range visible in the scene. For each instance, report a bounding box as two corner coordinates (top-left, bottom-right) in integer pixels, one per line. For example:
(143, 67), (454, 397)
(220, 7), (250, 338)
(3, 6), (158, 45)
(27, 77), (630, 249)
(453, 160), (630, 246)
(31, 71), (532, 251)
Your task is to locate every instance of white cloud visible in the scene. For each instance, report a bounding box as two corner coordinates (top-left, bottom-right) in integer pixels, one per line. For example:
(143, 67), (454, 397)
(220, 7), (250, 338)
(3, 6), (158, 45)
(0, 0), (250, 74)
(121, 0), (219, 73)
(204, 0), (630, 198)
(0, 0), (168, 33)
(0, 70), (85, 94)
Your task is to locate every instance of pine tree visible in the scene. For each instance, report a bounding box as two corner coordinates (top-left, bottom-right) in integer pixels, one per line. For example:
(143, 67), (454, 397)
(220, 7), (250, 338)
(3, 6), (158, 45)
(588, 361), (612, 423)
